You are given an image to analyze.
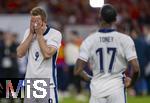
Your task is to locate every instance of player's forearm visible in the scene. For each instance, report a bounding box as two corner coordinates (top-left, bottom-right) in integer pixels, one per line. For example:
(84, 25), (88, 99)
(130, 70), (139, 87)
(74, 67), (91, 82)
(74, 59), (85, 75)
(80, 71), (92, 82)
(74, 59), (91, 81)
(17, 33), (33, 58)
(74, 68), (91, 82)
(37, 35), (52, 59)
(129, 59), (140, 87)
(130, 64), (140, 87)
(74, 66), (81, 76)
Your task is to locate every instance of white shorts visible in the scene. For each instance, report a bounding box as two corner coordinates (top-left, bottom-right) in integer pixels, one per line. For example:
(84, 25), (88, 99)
(24, 87), (58, 103)
(90, 87), (126, 103)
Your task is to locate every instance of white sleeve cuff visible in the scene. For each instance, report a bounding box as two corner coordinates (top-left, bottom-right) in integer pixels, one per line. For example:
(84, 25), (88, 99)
(127, 56), (137, 61)
(78, 56), (88, 62)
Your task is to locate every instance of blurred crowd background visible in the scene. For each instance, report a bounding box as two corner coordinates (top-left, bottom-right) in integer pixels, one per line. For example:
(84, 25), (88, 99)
(0, 0), (150, 102)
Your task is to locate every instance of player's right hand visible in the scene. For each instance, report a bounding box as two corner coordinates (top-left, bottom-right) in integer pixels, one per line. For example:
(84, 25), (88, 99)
(30, 18), (35, 34)
(124, 77), (132, 88)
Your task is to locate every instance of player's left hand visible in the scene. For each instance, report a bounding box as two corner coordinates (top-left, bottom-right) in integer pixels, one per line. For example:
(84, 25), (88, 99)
(124, 77), (132, 88)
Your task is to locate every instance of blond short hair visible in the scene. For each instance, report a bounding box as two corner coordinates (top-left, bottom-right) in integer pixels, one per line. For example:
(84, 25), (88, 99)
(30, 7), (47, 22)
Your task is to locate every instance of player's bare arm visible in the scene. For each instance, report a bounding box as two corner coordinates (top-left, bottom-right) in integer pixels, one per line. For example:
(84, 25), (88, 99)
(35, 18), (57, 59)
(37, 30), (57, 59)
(74, 59), (91, 82)
(17, 18), (35, 58)
(125, 59), (140, 88)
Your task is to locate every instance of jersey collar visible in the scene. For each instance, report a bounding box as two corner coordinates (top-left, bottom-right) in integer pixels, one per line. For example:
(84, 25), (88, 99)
(43, 25), (50, 36)
(99, 28), (115, 33)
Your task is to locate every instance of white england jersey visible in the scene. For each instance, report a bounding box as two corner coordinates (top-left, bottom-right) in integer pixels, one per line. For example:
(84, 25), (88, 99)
(79, 29), (137, 98)
(22, 26), (62, 88)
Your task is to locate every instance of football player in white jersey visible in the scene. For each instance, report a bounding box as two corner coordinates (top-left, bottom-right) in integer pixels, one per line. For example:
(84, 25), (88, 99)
(17, 7), (62, 103)
(74, 4), (140, 103)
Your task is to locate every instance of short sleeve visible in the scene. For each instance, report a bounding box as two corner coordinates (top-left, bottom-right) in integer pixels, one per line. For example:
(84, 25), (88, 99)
(21, 29), (30, 43)
(78, 40), (90, 62)
(46, 30), (62, 49)
(123, 37), (137, 61)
